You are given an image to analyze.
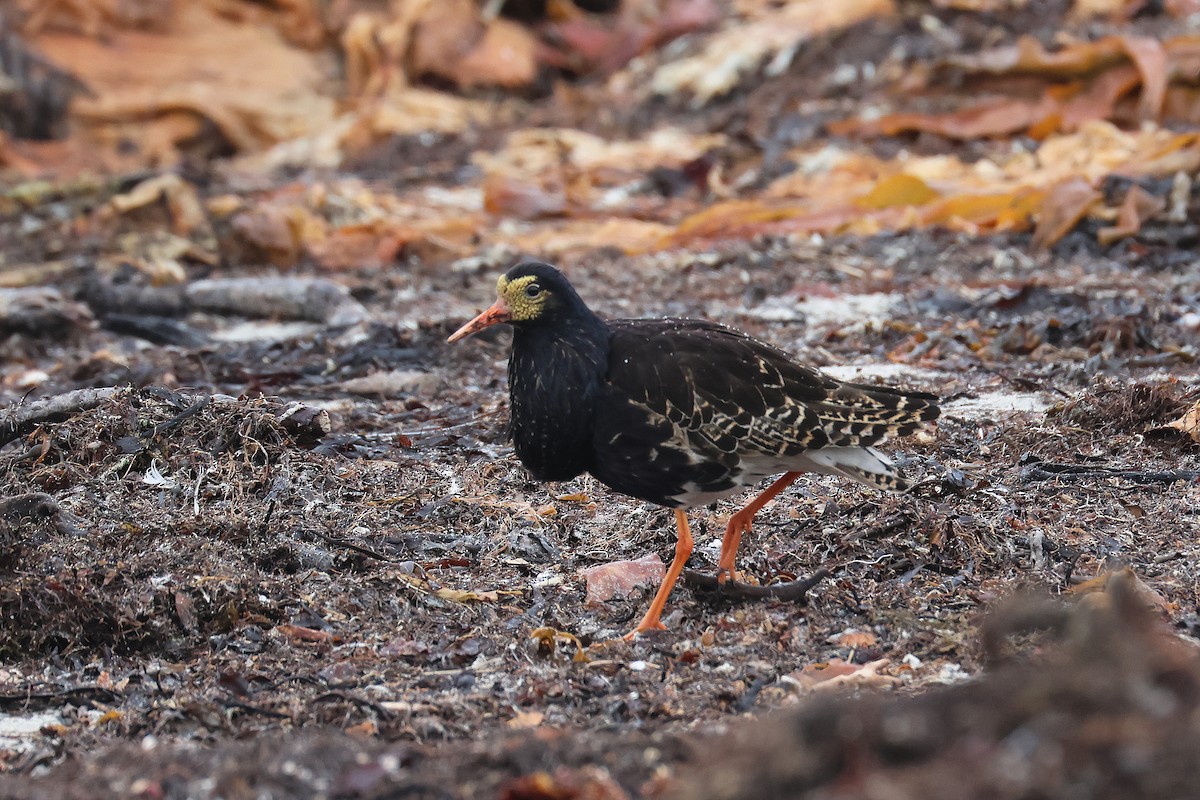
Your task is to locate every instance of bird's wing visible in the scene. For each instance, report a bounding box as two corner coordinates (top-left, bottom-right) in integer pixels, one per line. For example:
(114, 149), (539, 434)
(605, 319), (938, 461)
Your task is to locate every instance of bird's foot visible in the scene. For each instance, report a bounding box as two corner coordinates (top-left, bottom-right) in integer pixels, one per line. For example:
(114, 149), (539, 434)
(623, 619), (667, 641)
(715, 566), (744, 585)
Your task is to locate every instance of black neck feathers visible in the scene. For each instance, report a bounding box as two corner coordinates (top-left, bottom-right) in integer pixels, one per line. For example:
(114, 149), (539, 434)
(505, 267), (609, 482)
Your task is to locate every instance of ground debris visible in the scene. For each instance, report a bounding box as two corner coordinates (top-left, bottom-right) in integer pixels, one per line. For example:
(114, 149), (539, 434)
(675, 572), (1200, 800)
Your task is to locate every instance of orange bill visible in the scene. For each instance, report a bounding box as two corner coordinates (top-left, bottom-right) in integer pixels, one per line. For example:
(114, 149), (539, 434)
(446, 297), (511, 343)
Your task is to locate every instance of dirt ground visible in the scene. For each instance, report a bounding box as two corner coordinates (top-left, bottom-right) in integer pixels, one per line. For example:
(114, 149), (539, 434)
(2, 1), (1200, 798)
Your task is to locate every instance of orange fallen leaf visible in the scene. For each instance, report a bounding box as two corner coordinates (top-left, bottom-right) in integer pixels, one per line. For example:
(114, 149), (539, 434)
(309, 221), (411, 270)
(582, 554), (665, 605)
(856, 174), (940, 209)
(94, 710), (123, 726)
(1032, 177), (1102, 248)
(346, 721), (378, 739)
(1097, 185), (1166, 245)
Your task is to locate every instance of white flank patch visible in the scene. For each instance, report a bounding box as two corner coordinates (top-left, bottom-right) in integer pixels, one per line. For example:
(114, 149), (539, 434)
(945, 392), (1051, 416)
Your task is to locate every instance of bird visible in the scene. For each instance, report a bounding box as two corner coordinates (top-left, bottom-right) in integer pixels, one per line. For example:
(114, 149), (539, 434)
(448, 261), (939, 639)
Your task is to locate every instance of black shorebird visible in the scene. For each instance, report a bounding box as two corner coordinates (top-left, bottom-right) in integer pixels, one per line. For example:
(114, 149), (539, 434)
(449, 262), (938, 638)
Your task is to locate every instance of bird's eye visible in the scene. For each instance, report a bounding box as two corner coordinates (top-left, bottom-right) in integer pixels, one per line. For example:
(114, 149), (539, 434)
(524, 283), (542, 298)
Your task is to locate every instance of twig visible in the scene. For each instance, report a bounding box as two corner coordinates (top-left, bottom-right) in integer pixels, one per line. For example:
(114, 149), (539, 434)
(841, 512), (914, 544)
(0, 387), (120, 448)
(1020, 459), (1200, 485)
(0, 685), (121, 709)
(312, 691), (396, 719)
(220, 697), (292, 721)
(316, 532), (398, 563)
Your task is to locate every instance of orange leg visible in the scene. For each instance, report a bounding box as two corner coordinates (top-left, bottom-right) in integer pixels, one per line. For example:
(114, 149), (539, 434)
(625, 509), (693, 640)
(717, 471), (802, 583)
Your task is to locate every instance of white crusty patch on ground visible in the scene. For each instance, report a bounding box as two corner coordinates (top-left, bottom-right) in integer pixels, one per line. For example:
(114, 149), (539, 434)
(823, 363), (1052, 416)
(745, 293), (901, 326)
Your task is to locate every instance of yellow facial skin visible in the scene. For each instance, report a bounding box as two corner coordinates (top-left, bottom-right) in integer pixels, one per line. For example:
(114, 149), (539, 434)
(497, 274), (549, 322)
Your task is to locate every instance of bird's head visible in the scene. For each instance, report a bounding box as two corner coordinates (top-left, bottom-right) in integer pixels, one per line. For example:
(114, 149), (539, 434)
(447, 262), (589, 342)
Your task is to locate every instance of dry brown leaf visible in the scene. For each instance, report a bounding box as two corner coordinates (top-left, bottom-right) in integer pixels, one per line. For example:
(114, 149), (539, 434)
(346, 720), (378, 739)
(507, 710), (546, 729)
(483, 175), (568, 219)
(275, 623), (337, 643)
(1163, 400), (1200, 443)
(33, 3), (335, 167)
(541, 0), (720, 76)
(651, 0), (894, 104)
(499, 768), (630, 800)
(105, 174), (210, 236)
(230, 203), (318, 268)
(308, 221), (412, 270)
(1067, 566), (1171, 613)
(831, 630), (879, 649)
(785, 658), (897, 692)
(1097, 185), (1166, 245)
(1032, 177), (1102, 248)
(1070, 0), (1132, 14)
(946, 35), (1130, 78)
(582, 555), (665, 605)
(531, 627), (590, 662)
(935, 0), (1029, 8)
(409, 0), (537, 89)
(829, 96), (1055, 140)
(434, 588), (503, 603)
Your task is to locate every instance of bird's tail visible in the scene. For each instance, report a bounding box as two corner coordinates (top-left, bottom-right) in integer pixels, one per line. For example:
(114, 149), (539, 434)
(798, 445), (915, 493)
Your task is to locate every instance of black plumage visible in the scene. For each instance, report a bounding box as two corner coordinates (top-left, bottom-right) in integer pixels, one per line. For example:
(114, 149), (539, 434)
(449, 261), (939, 638)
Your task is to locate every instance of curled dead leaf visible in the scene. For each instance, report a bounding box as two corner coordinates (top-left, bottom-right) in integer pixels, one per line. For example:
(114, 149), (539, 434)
(783, 658), (898, 693)
(1067, 566), (1171, 613)
(531, 626), (590, 662)
(1159, 400), (1200, 443)
(1032, 177), (1102, 248)
(830, 629), (879, 649)
(507, 710), (546, 729)
(275, 623), (337, 644)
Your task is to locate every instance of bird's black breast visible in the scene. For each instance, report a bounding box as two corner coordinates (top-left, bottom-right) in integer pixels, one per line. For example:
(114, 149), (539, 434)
(508, 325), (607, 482)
